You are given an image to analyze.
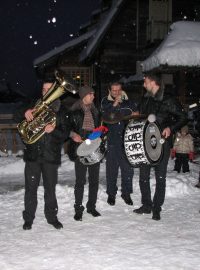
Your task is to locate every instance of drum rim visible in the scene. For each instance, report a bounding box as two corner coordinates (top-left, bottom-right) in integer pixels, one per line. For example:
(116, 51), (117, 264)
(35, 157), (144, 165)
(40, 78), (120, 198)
(143, 121), (163, 165)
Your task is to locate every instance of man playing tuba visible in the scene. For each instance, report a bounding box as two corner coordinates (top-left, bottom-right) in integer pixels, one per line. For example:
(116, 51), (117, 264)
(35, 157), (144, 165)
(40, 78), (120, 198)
(14, 77), (71, 230)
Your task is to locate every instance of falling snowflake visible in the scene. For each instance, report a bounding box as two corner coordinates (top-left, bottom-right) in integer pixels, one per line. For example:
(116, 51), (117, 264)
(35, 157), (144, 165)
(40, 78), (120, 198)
(52, 17), (56, 23)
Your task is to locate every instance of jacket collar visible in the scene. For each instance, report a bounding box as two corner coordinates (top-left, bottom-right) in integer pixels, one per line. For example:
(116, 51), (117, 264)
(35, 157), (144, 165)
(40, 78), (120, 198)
(144, 87), (164, 101)
(107, 90), (128, 101)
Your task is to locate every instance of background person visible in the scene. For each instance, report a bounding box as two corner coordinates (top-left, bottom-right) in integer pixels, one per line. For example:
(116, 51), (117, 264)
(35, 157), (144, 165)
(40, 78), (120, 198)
(171, 125), (194, 173)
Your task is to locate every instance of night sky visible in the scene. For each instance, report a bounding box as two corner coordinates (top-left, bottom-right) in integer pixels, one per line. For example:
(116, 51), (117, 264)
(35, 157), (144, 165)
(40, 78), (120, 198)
(0, 0), (100, 98)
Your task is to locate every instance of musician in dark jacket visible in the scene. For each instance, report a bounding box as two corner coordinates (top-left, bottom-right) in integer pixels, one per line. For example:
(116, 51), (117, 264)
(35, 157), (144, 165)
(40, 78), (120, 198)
(133, 73), (188, 221)
(14, 79), (70, 230)
(101, 82), (138, 206)
(68, 86), (101, 221)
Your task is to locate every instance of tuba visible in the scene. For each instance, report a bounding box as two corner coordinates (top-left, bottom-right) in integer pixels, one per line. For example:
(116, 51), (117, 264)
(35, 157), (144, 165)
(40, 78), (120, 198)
(18, 70), (77, 144)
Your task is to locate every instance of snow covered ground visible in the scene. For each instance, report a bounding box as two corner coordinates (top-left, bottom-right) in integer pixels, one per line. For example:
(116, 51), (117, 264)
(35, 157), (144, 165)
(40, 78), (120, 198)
(0, 155), (200, 270)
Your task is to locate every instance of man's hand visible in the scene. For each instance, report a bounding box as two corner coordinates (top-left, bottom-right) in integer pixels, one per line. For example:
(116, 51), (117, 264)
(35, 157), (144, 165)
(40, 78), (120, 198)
(162, 127), (171, 138)
(113, 95), (122, 107)
(45, 123), (56, 133)
(131, 111), (139, 116)
(24, 109), (35, 122)
(72, 133), (83, 143)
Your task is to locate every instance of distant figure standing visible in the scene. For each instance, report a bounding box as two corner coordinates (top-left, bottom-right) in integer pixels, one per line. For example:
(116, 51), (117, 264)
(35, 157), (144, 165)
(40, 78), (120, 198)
(171, 125), (194, 173)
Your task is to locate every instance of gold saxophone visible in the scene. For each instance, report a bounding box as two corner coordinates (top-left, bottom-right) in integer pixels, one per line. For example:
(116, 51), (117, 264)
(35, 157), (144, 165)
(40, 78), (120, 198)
(18, 71), (77, 144)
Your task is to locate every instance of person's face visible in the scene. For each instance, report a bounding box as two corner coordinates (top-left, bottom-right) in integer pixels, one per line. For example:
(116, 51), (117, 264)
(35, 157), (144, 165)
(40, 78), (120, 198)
(82, 92), (95, 105)
(181, 130), (187, 136)
(143, 77), (154, 93)
(42, 82), (53, 96)
(110, 85), (122, 98)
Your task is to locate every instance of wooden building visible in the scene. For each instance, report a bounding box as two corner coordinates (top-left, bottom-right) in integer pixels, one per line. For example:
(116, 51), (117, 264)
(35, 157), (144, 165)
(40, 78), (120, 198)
(33, 0), (200, 106)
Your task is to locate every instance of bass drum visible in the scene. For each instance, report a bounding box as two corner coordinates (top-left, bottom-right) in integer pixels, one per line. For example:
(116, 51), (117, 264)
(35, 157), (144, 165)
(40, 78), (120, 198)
(124, 120), (163, 167)
(77, 137), (106, 165)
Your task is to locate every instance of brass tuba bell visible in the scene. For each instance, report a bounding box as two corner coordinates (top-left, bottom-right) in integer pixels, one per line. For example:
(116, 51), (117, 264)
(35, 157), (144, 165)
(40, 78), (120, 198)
(18, 70), (77, 144)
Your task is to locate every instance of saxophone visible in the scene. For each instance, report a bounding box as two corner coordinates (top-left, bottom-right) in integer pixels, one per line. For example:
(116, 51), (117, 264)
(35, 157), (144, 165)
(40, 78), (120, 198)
(18, 71), (77, 144)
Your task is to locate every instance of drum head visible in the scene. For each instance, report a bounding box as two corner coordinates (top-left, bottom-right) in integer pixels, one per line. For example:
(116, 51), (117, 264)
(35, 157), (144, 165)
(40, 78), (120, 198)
(77, 137), (101, 157)
(144, 122), (163, 163)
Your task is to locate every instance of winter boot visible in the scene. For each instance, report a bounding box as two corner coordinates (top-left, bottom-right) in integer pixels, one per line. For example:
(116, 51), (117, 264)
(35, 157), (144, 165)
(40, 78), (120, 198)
(121, 194), (133, 205)
(107, 195), (116, 206)
(74, 205), (84, 221)
(48, 218), (63, 229)
(133, 205), (152, 214)
(23, 221), (32, 230)
(87, 209), (101, 217)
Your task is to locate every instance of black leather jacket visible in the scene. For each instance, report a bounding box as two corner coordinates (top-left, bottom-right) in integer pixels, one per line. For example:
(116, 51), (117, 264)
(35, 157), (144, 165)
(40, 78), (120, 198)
(139, 87), (188, 138)
(14, 100), (70, 164)
(67, 100), (100, 161)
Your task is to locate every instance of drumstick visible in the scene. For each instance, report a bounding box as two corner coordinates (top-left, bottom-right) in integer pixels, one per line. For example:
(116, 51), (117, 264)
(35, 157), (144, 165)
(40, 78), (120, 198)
(102, 113), (146, 124)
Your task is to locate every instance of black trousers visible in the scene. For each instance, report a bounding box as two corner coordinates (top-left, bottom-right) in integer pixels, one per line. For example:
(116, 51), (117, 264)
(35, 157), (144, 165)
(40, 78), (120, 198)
(139, 142), (171, 211)
(106, 144), (134, 196)
(74, 159), (100, 212)
(174, 153), (189, 173)
(23, 161), (59, 223)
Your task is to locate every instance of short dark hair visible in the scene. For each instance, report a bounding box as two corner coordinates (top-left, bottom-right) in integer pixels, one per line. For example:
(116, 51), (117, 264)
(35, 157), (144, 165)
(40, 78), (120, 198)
(144, 73), (161, 86)
(109, 81), (123, 90)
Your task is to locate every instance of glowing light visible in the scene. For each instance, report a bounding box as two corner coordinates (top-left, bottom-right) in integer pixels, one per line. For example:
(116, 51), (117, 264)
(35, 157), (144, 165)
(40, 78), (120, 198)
(29, 35), (33, 39)
(85, 139), (91, 145)
(69, 34), (74, 37)
(34, 41), (38, 45)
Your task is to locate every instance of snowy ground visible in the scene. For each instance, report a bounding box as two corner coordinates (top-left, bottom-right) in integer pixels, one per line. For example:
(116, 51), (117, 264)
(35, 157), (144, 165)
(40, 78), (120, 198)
(0, 155), (200, 270)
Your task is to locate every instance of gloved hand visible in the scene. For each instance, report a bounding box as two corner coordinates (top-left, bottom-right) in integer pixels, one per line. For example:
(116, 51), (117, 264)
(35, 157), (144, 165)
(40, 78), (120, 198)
(189, 152), (195, 161)
(171, 149), (176, 159)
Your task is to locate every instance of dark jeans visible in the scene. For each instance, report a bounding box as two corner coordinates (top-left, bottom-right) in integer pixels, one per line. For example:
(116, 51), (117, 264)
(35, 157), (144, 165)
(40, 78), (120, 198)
(139, 141), (170, 211)
(23, 161), (59, 223)
(174, 153), (189, 172)
(106, 143), (134, 196)
(74, 159), (100, 212)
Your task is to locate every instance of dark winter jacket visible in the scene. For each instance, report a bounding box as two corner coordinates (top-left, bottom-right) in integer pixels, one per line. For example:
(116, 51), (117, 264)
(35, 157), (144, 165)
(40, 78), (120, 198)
(139, 87), (188, 145)
(67, 100), (100, 161)
(14, 99), (70, 164)
(101, 93), (138, 145)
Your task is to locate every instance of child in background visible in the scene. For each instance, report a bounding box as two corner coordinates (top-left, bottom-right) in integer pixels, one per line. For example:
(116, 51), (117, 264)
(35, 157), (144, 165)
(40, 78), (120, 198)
(171, 125), (194, 173)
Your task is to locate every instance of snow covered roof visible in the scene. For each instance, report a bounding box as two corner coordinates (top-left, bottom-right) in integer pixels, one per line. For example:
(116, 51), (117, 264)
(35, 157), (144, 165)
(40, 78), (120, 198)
(141, 21), (200, 72)
(119, 74), (144, 84)
(33, 29), (96, 67)
(33, 1), (125, 68)
(79, 0), (124, 62)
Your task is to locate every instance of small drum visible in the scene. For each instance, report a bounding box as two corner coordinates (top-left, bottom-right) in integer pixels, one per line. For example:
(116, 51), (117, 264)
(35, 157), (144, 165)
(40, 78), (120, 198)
(77, 137), (106, 165)
(124, 120), (163, 166)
